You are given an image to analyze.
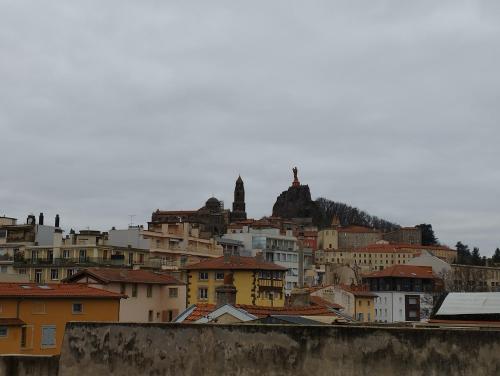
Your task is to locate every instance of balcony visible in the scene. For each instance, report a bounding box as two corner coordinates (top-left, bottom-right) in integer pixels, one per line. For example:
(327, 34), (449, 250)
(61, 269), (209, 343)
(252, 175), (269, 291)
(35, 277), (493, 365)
(13, 257), (132, 268)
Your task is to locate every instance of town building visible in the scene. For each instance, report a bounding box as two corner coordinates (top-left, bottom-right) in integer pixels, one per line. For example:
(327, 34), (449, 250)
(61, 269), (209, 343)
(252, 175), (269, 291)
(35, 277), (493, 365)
(13, 228), (149, 283)
(64, 268), (186, 322)
(182, 254), (287, 307)
(0, 283), (123, 355)
(447, 264), (500, 292)
(142, 221), (223, 269)
(382, 227), (422, 245)
(223, 225), (312, 293)
(363, 265), (443, 323)
(311, 284), (376, 322)
(316, 243), (457, 273)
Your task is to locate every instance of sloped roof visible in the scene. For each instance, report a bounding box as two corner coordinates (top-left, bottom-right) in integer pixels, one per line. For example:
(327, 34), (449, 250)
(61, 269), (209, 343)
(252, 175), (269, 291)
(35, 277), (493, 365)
(436, 293), (500, 316)
(0, 283), (125, 299)
(0, 318), (25, 326)
(309, 296), (344, 310)
(352, 243), (455, 254)
(64, 268), (184, 285)
(363, 265), (436, 279)
(183, 256), (287, 271)
(178, 303), (339, 322)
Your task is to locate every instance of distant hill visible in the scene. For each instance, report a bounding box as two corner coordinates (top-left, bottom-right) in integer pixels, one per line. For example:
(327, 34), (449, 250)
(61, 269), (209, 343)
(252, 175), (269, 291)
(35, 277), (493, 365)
(315, 197), (400, 232)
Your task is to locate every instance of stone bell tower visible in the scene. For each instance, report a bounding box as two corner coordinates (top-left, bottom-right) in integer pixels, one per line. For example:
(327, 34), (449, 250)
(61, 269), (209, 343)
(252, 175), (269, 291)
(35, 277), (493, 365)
(231, 175), (247, 222)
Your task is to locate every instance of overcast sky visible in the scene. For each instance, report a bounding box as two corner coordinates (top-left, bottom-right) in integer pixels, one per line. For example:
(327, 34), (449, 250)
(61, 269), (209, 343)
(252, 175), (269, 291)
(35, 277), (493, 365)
(1, 1), (499, 255)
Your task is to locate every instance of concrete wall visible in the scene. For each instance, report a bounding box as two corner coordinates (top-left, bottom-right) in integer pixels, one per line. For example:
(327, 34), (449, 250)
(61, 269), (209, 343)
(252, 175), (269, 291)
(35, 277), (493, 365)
(58, 322), (500, 376)
(0, 355), (59, 376)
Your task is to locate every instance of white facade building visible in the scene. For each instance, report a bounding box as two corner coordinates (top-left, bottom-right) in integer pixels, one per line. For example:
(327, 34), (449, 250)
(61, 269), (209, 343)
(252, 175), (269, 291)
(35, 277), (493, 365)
(223, 227), (312, 294)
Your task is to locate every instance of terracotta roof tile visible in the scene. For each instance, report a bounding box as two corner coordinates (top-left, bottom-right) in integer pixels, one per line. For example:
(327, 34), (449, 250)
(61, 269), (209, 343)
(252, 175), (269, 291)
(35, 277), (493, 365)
(0, 283), (126, 299)
(182, 303), (339, 322)
(363, 265), (436, 279)
(183, 256), (287, 271)
(309, 296), (343, 310)
(64, 268), (184, 285)
(0, 318), (25, 326)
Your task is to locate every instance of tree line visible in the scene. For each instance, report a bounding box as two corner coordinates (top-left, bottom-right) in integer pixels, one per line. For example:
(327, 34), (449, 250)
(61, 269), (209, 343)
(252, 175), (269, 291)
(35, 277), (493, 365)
(455, 241), (500, 266)
(315, 197), (400, 232)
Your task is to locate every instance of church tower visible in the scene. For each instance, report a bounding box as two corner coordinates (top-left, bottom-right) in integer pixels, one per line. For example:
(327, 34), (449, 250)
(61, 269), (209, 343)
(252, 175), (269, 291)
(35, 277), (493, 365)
(231, 175), (247, 222)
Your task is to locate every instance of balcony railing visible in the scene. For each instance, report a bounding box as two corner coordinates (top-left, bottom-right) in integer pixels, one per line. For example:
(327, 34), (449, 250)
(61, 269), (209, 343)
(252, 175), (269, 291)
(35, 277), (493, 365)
(13, 257), (133, 267)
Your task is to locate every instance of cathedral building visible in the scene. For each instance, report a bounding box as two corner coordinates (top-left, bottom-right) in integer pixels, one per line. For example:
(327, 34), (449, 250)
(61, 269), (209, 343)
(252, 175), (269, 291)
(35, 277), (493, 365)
(150, 175), (248, 238)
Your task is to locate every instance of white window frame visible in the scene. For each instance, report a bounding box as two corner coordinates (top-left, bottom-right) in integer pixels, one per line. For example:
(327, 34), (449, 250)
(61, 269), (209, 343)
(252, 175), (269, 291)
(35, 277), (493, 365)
(40, 325), (57, 349)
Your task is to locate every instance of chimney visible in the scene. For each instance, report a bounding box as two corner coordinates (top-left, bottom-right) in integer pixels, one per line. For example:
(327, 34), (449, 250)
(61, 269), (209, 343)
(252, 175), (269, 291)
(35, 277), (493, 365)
(288, 287), (310, 307)
(55, 214), (60, 228)
(38, 213), (44, 225)
(215, 273), (237, 308)
(223, 248), (232, 264)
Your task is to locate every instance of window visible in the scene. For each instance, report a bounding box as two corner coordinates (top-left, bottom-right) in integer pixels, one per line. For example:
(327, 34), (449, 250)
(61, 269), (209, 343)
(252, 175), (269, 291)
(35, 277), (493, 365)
(21, 326), (27, 347)
(148, 310), (153, 322)
(215, 272), (224, 281)
(120, 283), (126, 294)
(358, 300), (362, 306)
(198, 287), (208, 300)
(41, 326), (56, 348)
(66, 269), (75, 278)
(169, 288), (178, 298)
(132, 284), (138, 297)
(18, 268), (27, 275)
(50, 269), (59, 280)
(367, 300), (370, 307)
(32, 302), (46, 314)
(147, 285), (153, 298)
(199, 272), (208, 281)
(408, 297), (418, 305)
(0, 266), (7, 273)
(72, 303), (83, 314)
(62, 250), (70, 259)
(0, 327), (7, 337)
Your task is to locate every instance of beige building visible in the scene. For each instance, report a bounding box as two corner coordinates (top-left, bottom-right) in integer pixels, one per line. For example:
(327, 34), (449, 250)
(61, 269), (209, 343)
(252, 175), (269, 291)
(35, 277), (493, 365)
(447, 264), (500, 292)
(14, 229), (150, 283)
(316, 243), (457, 273)
(337, 226), (383, 250)
(142, 221), (223, 269)
(65, 268), (186, 322)
(317, 229), (338, 250)
(382, 227), (422, 245)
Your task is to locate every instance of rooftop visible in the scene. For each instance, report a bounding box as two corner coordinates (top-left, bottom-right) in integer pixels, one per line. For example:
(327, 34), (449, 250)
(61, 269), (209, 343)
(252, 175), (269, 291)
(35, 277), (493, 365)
(64, 268), (184, 285)
(181, 303), (340, 322)
(0, 283), (125, 299)
(182, 255), (287, 271)
(363, 265), (436, 279)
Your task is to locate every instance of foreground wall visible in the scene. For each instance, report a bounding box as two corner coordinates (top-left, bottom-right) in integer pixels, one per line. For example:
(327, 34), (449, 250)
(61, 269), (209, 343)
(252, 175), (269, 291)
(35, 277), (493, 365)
(0, 355), (59, 376)
(57, 322), (500, 376)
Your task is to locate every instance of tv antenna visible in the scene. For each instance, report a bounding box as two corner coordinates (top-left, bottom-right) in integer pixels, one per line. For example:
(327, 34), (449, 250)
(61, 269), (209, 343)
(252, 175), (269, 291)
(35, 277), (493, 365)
(129, 215), (136, 227)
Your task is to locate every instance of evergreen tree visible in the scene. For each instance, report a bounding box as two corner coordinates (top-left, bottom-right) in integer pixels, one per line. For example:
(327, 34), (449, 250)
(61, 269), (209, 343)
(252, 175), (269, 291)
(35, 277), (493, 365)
(417, 224), (438, 246)
(456, 241), (472, 265)
(471, 247), (482, 266)
(493, 248), (500, 264)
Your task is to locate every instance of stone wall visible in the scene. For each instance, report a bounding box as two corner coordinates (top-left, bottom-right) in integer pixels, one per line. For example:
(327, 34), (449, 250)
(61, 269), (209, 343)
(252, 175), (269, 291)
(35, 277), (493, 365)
(0, 355), (59, 376)
(58, 322), (500, 376)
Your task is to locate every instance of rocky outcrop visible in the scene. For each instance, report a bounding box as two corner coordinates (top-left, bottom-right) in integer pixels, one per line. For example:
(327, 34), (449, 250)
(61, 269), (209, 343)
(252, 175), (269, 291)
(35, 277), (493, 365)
(272, 185), (322, 224)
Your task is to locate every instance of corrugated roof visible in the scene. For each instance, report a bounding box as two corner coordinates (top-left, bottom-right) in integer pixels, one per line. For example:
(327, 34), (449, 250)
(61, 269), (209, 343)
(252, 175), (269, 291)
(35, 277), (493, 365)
(437, 293), (500, 316)
(182, 256), (287, 271)
(0, 283), (125, 299)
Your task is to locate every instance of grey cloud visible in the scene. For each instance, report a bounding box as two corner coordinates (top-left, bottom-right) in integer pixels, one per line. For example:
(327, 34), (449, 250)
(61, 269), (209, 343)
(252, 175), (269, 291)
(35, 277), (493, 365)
(1, 0), (499, 254)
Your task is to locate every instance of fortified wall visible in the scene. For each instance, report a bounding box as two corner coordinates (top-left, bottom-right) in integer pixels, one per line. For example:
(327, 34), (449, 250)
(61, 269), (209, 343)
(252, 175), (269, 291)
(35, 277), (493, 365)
(2, 323), (500, 376)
